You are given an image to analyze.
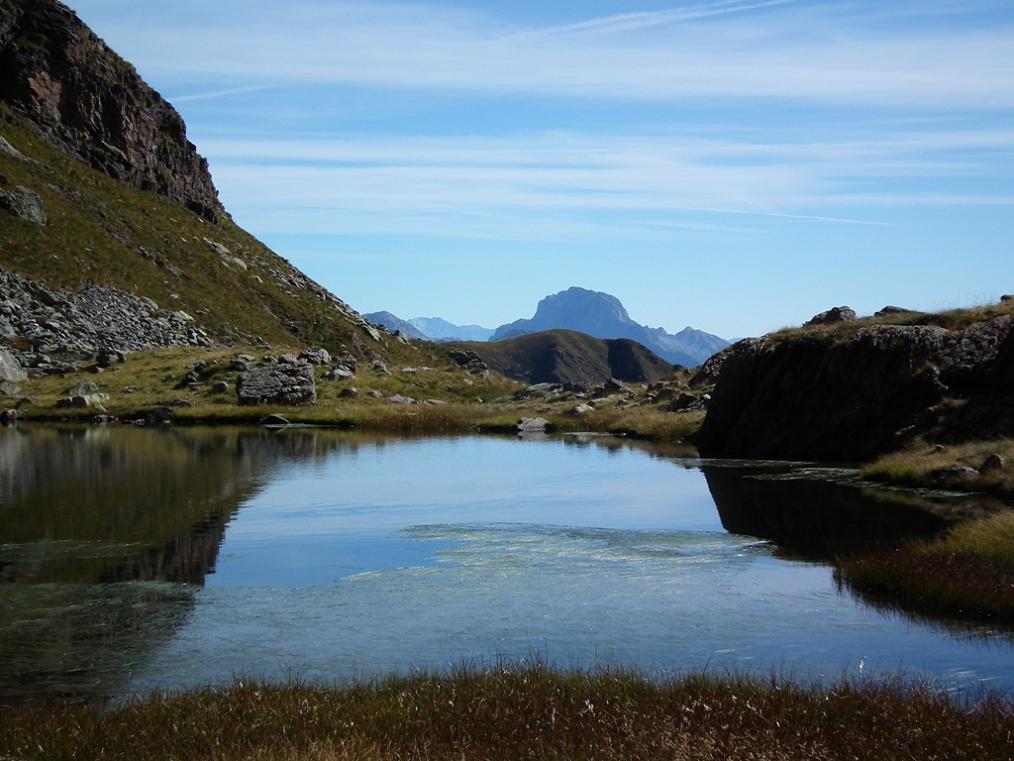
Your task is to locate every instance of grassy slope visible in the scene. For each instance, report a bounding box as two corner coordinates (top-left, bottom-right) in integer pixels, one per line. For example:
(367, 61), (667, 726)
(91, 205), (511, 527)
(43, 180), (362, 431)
(14, 345), (705, 441)
(0, 105), (372, 351)
(450, 329), (673, 385)
(2, 668), (1012, 761)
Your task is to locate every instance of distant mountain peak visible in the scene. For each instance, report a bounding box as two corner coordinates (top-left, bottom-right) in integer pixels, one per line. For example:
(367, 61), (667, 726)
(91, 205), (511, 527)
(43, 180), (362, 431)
(491, 287), (727, 367)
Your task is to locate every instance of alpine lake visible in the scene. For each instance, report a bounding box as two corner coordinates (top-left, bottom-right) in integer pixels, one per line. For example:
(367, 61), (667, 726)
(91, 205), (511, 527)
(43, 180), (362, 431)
(2, 425), (1012, 704)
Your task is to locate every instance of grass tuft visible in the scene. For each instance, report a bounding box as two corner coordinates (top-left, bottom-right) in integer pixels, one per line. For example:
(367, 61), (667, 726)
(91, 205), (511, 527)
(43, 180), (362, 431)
(1, 667), (1012, 760)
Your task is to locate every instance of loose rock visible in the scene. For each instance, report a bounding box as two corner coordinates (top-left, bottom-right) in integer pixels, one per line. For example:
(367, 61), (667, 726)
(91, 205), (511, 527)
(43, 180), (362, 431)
(981, 453), (1006, 473)
(259, 414), (291, 426)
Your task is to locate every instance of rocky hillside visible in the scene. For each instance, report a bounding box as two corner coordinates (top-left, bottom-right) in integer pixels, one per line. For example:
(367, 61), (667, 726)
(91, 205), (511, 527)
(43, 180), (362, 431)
(0, 0), (220, 219)
(0, 0), (391, 384)
(447, 329), (673, 386)
(491, 287), (727, 367)
(363, 311), (428, 341)
(695, 302), (1014, 461)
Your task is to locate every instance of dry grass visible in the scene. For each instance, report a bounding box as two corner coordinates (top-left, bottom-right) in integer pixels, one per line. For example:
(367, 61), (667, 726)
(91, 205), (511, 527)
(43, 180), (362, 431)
(768, 301), (1014, 346)
(837, 510), (1014, 622)
(863, 439), (1014, 494)
(1, 668), (1012, 761)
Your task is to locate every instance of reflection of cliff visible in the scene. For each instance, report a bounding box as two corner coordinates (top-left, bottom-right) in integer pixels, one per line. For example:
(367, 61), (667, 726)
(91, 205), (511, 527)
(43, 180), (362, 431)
(0, 426), (377, 702)
(702, 466), (960, 554)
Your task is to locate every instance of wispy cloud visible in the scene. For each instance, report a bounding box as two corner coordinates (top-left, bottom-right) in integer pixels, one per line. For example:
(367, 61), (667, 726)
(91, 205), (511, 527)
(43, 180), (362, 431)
(198, 126), (1012, 239)
(87, 0), (1014, 107)
(514, 0), (804, 39)
(167, 84), (279, 104)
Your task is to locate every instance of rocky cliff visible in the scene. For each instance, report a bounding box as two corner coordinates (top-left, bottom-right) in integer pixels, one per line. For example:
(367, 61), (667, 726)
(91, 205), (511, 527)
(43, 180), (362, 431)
(0, 0), (221, 219)
(695, 305), (1014, 461)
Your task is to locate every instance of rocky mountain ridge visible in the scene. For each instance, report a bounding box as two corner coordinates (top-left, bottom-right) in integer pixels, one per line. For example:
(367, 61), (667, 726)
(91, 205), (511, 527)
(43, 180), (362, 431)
(0, 0), (221, 219)
(491, 287), (728, 367)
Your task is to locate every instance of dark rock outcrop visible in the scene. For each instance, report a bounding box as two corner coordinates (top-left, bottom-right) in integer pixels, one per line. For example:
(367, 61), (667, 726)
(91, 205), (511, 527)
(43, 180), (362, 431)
(696, 315), (1014, 461)
(237, 363), (317, 406)
(0, 0), (222, 219)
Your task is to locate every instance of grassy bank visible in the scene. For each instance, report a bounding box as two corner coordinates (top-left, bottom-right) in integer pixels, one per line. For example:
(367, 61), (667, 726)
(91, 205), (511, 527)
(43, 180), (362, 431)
(837, 510), (1014, 622)
(2, 668), (1012, 761)
(863, 439), (1014, 495)
(9, 346), (705, 442)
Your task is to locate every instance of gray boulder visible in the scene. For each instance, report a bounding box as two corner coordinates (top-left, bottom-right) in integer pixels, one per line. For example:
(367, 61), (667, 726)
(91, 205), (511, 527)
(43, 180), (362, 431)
(299, 347), (331, 366)
(518, 417), (549, 432)
(388, 394), (415, 405)
(325, 366), (355, 381)
(237, 363), (317, 406)
(333, 352), (358, 374)
(804, 306), (856, 327)
(0, 349), (27, 384)
(0, 186), (46, 224)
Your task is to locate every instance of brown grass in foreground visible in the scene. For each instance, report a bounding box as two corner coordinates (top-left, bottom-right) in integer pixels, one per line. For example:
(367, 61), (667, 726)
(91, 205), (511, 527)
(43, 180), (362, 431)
(837, 511), (1014, 622)
(1, 669), (1012, 761)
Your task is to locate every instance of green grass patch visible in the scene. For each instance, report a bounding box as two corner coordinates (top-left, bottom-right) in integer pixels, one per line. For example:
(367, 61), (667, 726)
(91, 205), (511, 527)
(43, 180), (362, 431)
(863, 439), (1014, 494)
(1, 667), (1012, 760)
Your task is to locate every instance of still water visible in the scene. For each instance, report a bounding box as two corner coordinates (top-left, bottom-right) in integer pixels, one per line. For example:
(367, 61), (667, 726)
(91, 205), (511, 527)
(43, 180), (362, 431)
(0, 426), (1011, 702)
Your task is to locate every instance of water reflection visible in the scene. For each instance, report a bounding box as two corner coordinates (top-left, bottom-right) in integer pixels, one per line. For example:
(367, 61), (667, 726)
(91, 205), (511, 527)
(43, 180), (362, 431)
(0, 426), (396, 701)
(1, 427), (1011, 704)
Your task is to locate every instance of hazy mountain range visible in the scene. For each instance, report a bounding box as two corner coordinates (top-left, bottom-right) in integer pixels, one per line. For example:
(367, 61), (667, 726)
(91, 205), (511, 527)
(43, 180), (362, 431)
(493, 288), (728, 367)
(368, 287), (727, 366)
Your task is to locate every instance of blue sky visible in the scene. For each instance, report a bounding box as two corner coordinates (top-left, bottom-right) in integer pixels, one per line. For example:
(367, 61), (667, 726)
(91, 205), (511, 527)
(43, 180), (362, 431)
(69, 0), (1014, 338)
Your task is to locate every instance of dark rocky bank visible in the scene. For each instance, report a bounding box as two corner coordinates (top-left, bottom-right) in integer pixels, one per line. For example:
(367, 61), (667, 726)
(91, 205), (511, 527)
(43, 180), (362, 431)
(696, 306), (1014, 461)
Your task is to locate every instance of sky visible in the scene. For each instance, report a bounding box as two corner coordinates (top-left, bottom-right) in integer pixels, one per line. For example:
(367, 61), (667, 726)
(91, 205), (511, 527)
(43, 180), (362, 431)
(67, 0), (1014, 338)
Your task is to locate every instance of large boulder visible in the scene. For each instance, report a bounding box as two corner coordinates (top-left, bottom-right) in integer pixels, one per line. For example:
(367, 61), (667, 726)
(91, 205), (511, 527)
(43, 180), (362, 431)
(0, 349), (27, 384)
(236, 363), (317, 406)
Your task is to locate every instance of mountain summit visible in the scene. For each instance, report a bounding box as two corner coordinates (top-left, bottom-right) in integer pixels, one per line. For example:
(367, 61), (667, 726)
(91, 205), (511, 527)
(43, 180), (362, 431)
(491, 287), (727, 367)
